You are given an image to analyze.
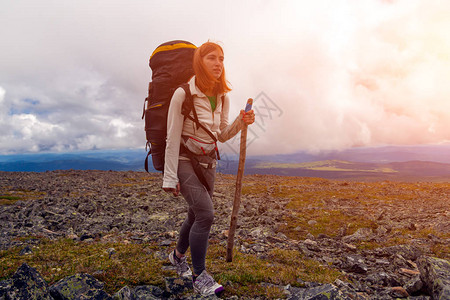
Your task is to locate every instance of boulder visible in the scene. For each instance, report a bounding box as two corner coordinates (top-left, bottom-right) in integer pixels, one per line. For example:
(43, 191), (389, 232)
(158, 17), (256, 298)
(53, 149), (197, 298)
(390, 286), (409, 298)
(366, 272), (395, 286)
(112, 286), (134, 300)
(404, 275), (424, 295)
(286, 283), (351, 300)
(377, 244), (422, 261)
(134, 285), (166, 299)
(19, 245), (33, 256)
(0, 263), (52, 300)
(344, 255), (368, 274)
(418, 256), (450, 300)
(49, 273), (112, 300)
(164, 277), (193, 296)
(112, 285), (166, 300)
(342, 228), (373, 243)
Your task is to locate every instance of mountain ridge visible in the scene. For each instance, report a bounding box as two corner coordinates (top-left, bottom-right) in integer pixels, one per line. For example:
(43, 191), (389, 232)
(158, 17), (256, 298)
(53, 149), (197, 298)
(1, 145), (449, 181)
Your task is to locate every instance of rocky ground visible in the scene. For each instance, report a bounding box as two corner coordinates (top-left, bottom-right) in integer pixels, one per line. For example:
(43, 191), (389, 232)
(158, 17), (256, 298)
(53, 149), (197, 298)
(0, 170), (449, 299)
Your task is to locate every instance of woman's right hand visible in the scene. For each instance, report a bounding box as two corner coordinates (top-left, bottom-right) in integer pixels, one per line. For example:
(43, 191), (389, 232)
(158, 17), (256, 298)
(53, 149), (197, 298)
(163, 183), (181, 196)
(240, 109), (255, 125)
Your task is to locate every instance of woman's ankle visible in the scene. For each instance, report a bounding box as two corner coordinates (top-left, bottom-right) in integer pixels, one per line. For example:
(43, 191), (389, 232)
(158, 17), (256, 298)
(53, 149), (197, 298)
(175, 249), (184, 259)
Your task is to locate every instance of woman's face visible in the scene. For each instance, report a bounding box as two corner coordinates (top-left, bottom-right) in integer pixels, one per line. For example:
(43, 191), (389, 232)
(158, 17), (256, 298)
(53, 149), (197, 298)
(202, 49), (224, 79)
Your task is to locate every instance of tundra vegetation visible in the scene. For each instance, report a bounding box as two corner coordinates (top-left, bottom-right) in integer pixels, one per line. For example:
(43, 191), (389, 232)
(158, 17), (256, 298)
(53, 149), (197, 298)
(0, 170), (448, 298)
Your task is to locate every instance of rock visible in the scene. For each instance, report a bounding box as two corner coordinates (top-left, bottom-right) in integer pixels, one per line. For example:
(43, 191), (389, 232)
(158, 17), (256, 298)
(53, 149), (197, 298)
(221, 229), (229, 238)
(366, 272), (392, 286)
(303, 239), (319, 251)
(375, 259), (390, 266)
(390, 286), (409, 298)
(343, 243), (357, 251)
(404, 275), (424, 295)
(110, 283), (174, 300)
(427, 234), (440, 242)
(306, 233), (315, 240)
(80, 233), (95, 241)
(159, 239), (172, 246)
(342, 228), (373, 243)
(408, 222), (417, 231)
(0, 280), (10, 299)
(165, 277), (193, 296)
(418, 256), (450, 300)
(344, 255), (368, 274)
(134, 285), (166, 299)
(308, 220), (318, 226)
(336, 226), (346, 238)
(49, 273), (112, 300)
(375, 225), (389, 235)
(112, 285), (133, 300)
(107, 247), (116, 259)
(66, 227), (79, 240)
(19, 245), (33, 255)
(317, 233), (331, 239)
(286, 283), (349, 300)
(400, 268), (420, 276)
(379, 244), (423, 261)
(266, 235), (284, 244)
(252, 244), (265, 252)
(250, 227), (272, 239)
(0, 263), (52, 300)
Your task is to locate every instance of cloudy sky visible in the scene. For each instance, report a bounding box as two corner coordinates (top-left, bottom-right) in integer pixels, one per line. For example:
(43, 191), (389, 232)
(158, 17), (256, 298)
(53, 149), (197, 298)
(1, 0), (449, 156)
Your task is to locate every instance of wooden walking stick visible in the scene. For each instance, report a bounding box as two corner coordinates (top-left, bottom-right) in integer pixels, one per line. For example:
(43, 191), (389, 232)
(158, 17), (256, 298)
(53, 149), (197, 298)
(226, 98), (253, 262)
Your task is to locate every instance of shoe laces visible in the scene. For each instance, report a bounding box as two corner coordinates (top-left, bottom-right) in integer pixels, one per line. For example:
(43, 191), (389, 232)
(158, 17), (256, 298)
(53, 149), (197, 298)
(177, 256), (190, 273)
(195, 271), (215, 289)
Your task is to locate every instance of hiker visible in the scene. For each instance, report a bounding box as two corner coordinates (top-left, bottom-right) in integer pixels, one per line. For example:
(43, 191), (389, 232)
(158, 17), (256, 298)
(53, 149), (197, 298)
(162, 41), (255, 296)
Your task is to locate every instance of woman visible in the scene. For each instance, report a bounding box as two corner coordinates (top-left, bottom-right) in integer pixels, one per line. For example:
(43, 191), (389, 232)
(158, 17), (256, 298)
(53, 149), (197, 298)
(162, 41), (255, 296)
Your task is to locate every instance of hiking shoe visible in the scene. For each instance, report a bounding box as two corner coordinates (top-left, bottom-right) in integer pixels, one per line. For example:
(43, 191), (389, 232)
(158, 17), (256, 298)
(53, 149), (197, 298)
(193, 270), (224, 296)
(168, 250), (192, 277)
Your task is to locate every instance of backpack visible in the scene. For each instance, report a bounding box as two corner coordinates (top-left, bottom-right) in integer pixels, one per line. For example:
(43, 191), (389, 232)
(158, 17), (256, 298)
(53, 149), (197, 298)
(142, 40), (222, 173)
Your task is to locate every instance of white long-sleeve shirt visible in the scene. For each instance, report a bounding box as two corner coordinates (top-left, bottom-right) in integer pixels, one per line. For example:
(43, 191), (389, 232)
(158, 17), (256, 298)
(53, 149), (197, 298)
(162, 76), (244, 189)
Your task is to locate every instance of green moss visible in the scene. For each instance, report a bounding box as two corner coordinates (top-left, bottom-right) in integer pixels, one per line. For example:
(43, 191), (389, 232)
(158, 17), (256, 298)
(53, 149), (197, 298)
(279, 208), (377, 240)
(0, 195), (21, 200)
(207, 244), (342, 298)
(0, 189), (45, 205)
(0, 239), (342, 298)
(0, 195), (22, 205)
(0, 238), (165, 294)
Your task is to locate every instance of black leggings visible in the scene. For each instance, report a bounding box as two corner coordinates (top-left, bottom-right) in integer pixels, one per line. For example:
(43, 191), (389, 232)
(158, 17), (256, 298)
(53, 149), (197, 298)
(176, 159), (216, 275)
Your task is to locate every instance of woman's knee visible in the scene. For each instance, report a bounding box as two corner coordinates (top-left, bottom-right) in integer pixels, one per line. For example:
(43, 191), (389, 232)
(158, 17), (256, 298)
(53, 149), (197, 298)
(198, 209), (214, 229)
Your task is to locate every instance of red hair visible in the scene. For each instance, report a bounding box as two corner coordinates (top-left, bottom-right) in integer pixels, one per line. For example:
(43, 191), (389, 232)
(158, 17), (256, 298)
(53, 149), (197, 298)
(193, 42), (231, 95)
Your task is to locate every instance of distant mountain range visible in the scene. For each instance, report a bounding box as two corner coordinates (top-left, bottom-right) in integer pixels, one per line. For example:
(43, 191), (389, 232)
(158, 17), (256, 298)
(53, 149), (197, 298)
(1, 144), (449, 181)
(0, 149), (146, 172)
(242, 159), (450, 181)
(238, 144), (450, 181)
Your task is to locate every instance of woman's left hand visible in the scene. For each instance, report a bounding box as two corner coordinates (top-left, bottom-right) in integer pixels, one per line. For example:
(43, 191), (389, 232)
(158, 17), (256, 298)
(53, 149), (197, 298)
(163, 183), (180, 196)
(241, 109), (255, 125)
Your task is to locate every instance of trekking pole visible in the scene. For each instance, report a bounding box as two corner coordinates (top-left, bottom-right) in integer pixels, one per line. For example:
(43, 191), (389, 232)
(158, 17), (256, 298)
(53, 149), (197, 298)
(226, 98), (253, 262)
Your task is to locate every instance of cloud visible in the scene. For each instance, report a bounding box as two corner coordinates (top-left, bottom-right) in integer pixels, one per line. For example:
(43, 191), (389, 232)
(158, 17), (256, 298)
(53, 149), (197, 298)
(229, 0), (450, 155)
(1, 0), (449, 155)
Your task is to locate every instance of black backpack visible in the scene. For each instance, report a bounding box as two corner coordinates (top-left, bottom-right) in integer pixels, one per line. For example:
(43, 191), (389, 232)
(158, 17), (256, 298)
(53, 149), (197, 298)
(142, 40), (221, 173)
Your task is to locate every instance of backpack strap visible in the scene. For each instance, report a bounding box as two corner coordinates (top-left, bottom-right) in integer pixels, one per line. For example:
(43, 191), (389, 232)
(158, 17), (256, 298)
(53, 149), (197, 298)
(145, 148), (151, 173)
(180, 83), (221, 160)
(180, 84), (217, 139)
(179, 144), (213, 192)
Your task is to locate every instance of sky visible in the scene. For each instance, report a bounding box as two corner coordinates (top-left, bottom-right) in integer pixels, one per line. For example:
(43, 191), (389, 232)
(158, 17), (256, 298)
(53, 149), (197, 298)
(1, 0), (450, 156)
